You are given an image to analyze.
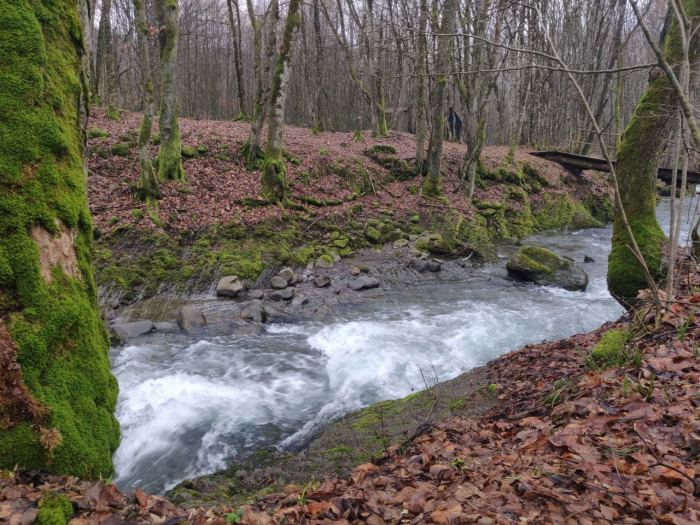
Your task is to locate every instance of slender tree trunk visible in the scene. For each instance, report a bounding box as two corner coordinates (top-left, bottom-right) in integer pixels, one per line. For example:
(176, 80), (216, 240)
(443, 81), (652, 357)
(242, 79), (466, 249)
(423, 0), (457, 198)
(95, 0), (113, 108)
(415, 0), (428, 172)
(226, 0), (247, 118)
(312, 0), (327, 133)
(158, 0), (186, 182)
(0, 0), (119, 476)
(262, 0), (303, 203)
(134, 0), (161, 201)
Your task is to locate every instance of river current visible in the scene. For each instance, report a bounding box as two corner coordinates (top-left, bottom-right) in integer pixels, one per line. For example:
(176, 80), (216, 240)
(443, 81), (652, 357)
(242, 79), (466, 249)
(110, 198), (698, 493)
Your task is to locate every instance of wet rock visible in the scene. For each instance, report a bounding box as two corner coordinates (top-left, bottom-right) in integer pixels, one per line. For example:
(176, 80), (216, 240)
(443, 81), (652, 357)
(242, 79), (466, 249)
(292, 295), (310, 306)
(241, 306), (266, 323)
(350, 266), (361, 276)
(249, 290), (264, 299)
(314, 306), (330, 322)
(232, 324), (264, 336)
(177, 306), (207, 333)
(216, 275), (244, 297)
(324, 296), (339, 306)
(313, 276), (331, 288)
(315, 257), (334, 269)
(425, 261), (442, 272)
(507, 246), (589, 291)
(154, 322), (178, 332)
(263, 305), (289, 318)
(348, 277), (380, 291)
(584, 255), (595, 263)
(394, 239), (409, 248)
(409, 258), (428, 272)
(279, 267), (295, 283)
(111, 320), (154, 338)
(270, 276), (288, 289)
(270, 289), (294, 301)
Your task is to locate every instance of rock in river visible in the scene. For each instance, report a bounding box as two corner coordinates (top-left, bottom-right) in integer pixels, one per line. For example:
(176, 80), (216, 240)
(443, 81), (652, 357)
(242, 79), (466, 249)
(270, 289), (294, 301)
(241, 306), (266, 323)
(507, 246), (589, 291)
(348, 277), (380, 291)
(177, 306), (207, 332)
(216, 275), (244, 297)
(111, 320), (154, 338)
(313, 276), (331, 288)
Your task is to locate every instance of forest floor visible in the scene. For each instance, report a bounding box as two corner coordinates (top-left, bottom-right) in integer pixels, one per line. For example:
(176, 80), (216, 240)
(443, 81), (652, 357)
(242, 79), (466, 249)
(3, 254), (699, 524)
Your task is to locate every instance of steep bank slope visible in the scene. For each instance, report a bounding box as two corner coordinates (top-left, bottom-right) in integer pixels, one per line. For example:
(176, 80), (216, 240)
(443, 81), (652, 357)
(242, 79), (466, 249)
(86, 108), (612, 308)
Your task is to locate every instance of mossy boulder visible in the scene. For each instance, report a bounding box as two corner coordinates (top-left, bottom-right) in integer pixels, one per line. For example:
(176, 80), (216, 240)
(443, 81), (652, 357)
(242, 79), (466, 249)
(571, 203), (604, 230)
(413, 233), (452, 255)
(365, 226), (382, 243)
(507, 246), (588, 291)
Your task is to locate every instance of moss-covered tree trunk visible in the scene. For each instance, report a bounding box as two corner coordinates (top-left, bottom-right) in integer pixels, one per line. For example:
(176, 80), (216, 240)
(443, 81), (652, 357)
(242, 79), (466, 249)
(0, 0), (119, 477)
(262, 0), (302, 203)
(134, 0), (160, 202)
(158, 0), (186, 181)
(423, 0), (457, 198)
(607, 9), (687, 304)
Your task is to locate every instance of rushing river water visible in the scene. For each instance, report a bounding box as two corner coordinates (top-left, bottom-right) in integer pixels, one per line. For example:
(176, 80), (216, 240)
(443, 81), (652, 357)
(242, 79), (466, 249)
(110, 198), (698, 493)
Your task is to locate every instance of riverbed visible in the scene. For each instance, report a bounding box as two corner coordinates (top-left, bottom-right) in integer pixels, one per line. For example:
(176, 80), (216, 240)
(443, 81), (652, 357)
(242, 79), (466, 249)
(109, 198), (697, 494)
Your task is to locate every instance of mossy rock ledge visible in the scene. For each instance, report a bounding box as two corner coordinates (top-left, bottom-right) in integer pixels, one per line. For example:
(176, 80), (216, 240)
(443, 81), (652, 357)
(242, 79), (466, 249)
(507, 246), (589, 291)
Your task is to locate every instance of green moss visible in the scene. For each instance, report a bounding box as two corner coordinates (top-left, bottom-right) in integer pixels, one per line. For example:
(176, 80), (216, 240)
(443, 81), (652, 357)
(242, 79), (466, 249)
(36, 492), (73, 525)
(319, 148), (329, 155)
(86, 127), (108, 139)
(532, 193), (575, 231)
(94, 148), (109, 159)
(197, 145), (208, 156)
(106, 106), (121, 121)
(110, 143), (131, 157)
(366, 144), (396, 155)
(365, 226), (382, 243)
(260, 157), (287, 203)
(591, 330), (631, 366)
(181, 145), (196, 158)
(0, 0), (120, 478)
(151, 133), (160, 145)
(132, 209), (143, 221)
(571, 203), (604, 229)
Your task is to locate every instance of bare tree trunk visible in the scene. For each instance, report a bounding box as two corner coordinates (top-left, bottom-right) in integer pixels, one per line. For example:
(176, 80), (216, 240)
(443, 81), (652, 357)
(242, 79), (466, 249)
(423, 0), (457, 198)
(312, 0), (327, 133)
(95, 0), (114, 112)
(226, 0), (247, 119)
(262, 0), (303, 202)
(158, 0), (186, 181)
(134, 0), (161, 201)
(0, 0), (119, 476)
(415, 0), (428, 172)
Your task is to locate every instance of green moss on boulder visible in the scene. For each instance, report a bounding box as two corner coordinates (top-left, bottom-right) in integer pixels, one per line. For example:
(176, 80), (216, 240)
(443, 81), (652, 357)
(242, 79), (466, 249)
(507, 246), (588, 291)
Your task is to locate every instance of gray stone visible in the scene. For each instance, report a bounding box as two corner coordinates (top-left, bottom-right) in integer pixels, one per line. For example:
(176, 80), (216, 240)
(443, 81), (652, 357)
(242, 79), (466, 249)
(270, 276), (288, 289)
(270, 288), (294, 301)
(584, 255), (595, 263)
(292, 295), (310, 306)
(241, 306), (266, 323)
(232, 324), (264, 336)
(177, 306), (207, 333)
(216, 275), (244, 297)
(315, 257), (334, 269)
(408, 234), (419, 241)
(507, 246), (589, 291)
(409, 258), (428, 272)
(394, 239), (409, 248)
(332, 252), (341, 263)
(324, 296), (339, 306)
(313, 275), (331, 288)
(112, 321), (154, 338)
(279, 267), (295, 283)
(348, 277), (380, 291)
(350, 266), (361, 276)
(263, 305), (289, 318)
(153, 322), (178, 332)
(249, 290), (264, 299)
(425, 261), (442, 272)
(314, 306), (330, 322)
(306, 260), (315, 271)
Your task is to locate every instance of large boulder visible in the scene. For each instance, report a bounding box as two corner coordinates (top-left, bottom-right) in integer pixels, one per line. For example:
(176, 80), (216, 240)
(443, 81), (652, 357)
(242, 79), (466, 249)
(177, 306), (207, 333)
(270, 276), (288, 289)
(216, 275), (244, 297)
(507, 246), (589, 291)
(413, 233), (452, 255)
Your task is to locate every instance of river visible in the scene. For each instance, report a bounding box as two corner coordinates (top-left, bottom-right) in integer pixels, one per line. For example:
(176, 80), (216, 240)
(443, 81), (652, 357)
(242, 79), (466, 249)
(109, 198), (698, 494)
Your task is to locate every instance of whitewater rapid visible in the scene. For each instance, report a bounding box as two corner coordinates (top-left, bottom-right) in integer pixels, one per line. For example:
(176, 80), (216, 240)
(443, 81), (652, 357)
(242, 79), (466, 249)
(110, 198), (697, 493)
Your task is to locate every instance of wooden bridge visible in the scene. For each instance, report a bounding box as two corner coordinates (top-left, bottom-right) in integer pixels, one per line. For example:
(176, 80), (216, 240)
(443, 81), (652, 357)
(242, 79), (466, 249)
(531, 150), (700, 185)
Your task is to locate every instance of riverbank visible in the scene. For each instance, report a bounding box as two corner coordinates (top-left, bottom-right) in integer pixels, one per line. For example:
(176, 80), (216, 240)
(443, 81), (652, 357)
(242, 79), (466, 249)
(87, 108), (612, 318)
(4, 254), (699, 523)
